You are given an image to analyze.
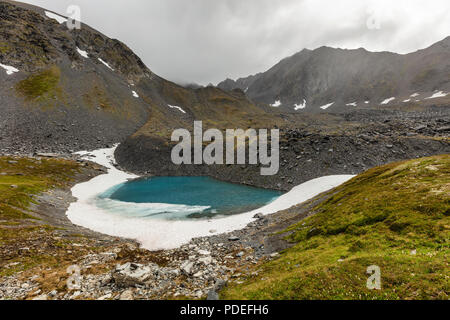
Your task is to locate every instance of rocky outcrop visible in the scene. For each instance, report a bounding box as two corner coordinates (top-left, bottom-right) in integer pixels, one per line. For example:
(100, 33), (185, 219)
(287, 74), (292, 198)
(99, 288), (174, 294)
(115, 108), (450, 191)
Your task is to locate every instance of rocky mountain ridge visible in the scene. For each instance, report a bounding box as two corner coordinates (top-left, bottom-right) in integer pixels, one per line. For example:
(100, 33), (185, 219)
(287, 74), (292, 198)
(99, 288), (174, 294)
(218, 37), (450, 112)
(0, 0), (264, 155)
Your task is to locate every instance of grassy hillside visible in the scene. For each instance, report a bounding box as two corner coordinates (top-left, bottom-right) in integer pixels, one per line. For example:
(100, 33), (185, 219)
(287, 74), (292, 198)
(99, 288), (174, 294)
(221, 155), (450, 300)
(0, 157), (96, 280)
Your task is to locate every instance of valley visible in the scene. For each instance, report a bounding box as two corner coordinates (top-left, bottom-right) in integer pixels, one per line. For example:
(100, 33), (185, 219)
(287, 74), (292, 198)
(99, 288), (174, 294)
(0, 0), (448, 301)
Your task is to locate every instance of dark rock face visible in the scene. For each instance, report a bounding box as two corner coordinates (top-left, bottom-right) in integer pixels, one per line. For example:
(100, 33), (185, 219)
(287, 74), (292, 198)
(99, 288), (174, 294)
(217, 39), (450, 112)
(115, 108), (450, 191)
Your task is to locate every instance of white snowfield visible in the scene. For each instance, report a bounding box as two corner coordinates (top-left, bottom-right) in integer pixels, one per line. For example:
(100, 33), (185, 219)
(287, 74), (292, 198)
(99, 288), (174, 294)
(319, 102), (334, 110)
(346, 102), (357, 107)
(381, 97), (395, 105)
(98, 58), (114, 71)
(0, 63), (19, 75)
(270, 100), (282, 107)
(45, 11), (68, 24)
(132, 91), (139, 98)
(76, 47), (89, 58)
(425, 91), (448, 99)
(168, 105), (186, 113)
(294, 99), (307, 110)
(66, 146), (355, 250)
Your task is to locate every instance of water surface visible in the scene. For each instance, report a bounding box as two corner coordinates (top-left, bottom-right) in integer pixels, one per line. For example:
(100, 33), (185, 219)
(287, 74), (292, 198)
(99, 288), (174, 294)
(96, 176), (282, 220)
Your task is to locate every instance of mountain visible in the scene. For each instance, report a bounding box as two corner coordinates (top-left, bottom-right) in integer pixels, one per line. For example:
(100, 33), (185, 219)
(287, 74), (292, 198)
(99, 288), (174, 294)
(217, 38), (450, 112)
(1, 0), (448, 192)
(0, 0), (265, 155)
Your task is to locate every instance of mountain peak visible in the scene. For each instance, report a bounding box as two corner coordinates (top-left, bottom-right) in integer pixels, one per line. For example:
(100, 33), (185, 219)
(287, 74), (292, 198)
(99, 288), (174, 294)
(217, 36), (450, 112)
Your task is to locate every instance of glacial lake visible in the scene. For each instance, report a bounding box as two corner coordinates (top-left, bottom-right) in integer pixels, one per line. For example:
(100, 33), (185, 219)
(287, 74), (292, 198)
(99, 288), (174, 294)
(95, 176), (283, 220)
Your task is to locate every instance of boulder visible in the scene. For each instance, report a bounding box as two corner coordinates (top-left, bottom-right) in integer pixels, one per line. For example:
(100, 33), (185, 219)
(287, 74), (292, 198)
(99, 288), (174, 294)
(199, 256), (213, 266)
(253, 213), (264, 220)
(180, 261), (195, 275)
(112, 262), (155, 287)
(119, 289), (134, 300)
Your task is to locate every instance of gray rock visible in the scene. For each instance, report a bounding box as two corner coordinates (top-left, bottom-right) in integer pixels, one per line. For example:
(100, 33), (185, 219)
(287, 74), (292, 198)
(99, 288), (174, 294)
(206, 290), (219, 300)
(213, 279), (227, 291)
(253, 213), (264, 220)
(112, 263), (155, 287)
(181, 261), (195, 275)
(199, 256), (213, 266)
(437, 126), (450, 132)
(119, 289), (134, 300)
(36, 153), (59, 158)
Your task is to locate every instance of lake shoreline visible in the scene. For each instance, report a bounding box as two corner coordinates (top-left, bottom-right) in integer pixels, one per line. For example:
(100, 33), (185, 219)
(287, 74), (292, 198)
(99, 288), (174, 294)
(1, 151), (352, 300)
(65, 145), (354, 251)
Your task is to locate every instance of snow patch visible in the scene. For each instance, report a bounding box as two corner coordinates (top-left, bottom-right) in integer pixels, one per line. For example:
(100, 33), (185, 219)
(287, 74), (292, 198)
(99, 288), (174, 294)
(410, 93), (420, 97)
(0, 63), (19, 75)
(270, 100), (281, 107)
(168, 105), (186, 114)
(294, 99), (307, 110)
(132, 91), (139, 98)
(425, 91), (448, 99)
(346, 102), (357, 107)
(98, 58), (114, 71)
(365, 101), (370, 104)
(403, 99), (411, 103)
(45, 11), (68, 24)
(381, 97), (396, 105)
(66, 144), (355, 250)
(319, 102), (334, 110)
(94, 198), (211, 220)
(76, 47), (89, 58)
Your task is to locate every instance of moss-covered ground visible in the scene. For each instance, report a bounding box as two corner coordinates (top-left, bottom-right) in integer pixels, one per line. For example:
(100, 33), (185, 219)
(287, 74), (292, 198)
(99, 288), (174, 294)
(221, 155), (449, 300)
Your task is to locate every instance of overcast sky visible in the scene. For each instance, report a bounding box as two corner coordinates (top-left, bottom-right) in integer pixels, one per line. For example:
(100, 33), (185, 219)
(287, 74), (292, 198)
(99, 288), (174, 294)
(19, 0), (450, 85)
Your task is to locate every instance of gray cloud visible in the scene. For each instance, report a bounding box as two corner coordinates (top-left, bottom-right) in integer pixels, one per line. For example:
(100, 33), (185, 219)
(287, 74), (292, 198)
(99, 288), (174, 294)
(18, 0), (450, 85)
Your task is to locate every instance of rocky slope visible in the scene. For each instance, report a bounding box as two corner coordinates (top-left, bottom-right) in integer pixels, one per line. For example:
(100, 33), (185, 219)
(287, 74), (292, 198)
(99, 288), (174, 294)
(1, 1), (449, 192)
(0, 0), (152, 154)
(0, 155), (273, 300)
(116, 108), (450, 191)
(218, 37), (450, 112)
(1, 154), (448, 300)
(0, 1), (449, 302)
(0, 0), (263, 155)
